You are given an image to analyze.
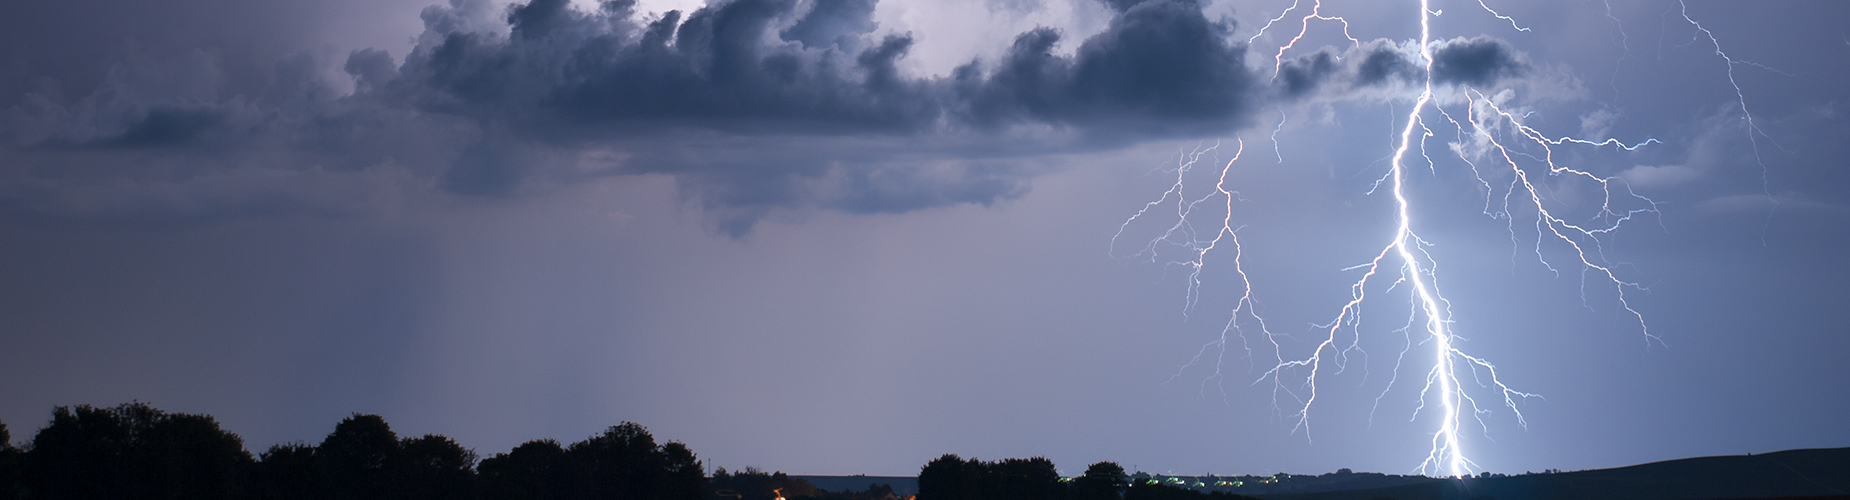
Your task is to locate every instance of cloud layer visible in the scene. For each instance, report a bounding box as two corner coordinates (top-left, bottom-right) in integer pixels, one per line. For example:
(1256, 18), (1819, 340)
(0, 0), (1530, 234)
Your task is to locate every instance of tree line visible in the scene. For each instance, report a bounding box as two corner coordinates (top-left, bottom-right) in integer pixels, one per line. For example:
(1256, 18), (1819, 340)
(0, 402), (1253, 500)
(0, 402), (699, 500)
(918, 455), (1256, 500)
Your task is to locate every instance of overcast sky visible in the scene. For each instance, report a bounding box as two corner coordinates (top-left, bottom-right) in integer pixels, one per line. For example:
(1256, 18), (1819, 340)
(2, 0), (1847, 478)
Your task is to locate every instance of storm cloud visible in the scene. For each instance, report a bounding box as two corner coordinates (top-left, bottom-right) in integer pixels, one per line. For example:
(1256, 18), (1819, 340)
(1278, 36), (1529, 99)
(951, 0), (1253, 136)
(0, 0), (1283, 234)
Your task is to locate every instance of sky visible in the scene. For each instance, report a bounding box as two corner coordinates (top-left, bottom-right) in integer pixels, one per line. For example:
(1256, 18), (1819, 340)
(1, 0), (1848, 479)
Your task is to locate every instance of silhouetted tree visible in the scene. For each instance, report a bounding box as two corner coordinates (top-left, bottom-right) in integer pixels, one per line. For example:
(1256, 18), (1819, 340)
(918, 455), (1067, 500)
(26, 404), (135, 500)
(253, 443), (320, 500)
(22, 402), (252, 500)
(659, 442), (706, 500)
(317, 414), (400, 500)
(397, 434), (477, 500)
(480, 440), (567, 500)
(9, 402), (736, 500)
(919, 454), (979, 500)
(133, 411), (252, 500)
(710, 467), (816, 500)
(1073, 462), (1128, 500)
(0, 420), (23, 500)
(564, 422), (704, 500)
(994, 458), (1067, 500)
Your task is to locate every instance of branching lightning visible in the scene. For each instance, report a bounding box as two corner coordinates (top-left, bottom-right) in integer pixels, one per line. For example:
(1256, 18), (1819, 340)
(1111, 140), (1275, 400)
(1675, 0), (1782, 240)
(1250, 0), (1360, 77)
(1114, 0), (1767, 477)
(1474, 0), (1530, 33)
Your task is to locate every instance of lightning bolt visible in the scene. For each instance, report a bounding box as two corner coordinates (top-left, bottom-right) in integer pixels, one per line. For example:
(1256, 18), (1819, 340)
(1250, 0), (1361, 78)
(1271, 111), (1288, 163)
(1115, 0), (1772, 477)
(1247, 1), (1505, 476)
(1601, 0), (1630, 98)
(1111, 141), (1275, 401)
(1675, 0), (1782, 241)
(1474, 0), (1530, 33)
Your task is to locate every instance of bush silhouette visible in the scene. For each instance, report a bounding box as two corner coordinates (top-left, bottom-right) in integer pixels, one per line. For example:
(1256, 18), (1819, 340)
(22, 403), (252, 500)
(918, 454), (1068, 500)
(562, 422), (706, 500)
(709, 467), (817, 500)
(253, 443), (319, 500)
(1073, 462), (1129, 500)
(397, 434), (477, 500)
(479, 440), (567, 500)
(0, 420), (23, 500)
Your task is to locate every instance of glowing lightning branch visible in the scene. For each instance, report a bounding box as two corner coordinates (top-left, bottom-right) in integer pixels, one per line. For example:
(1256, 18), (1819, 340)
(1111, 141), (1276, 399)
(1676, 0), (1782, 240)
(1456, 90), (1661, 346)
(1250, 0), (1361, 77)
(1256, 1), (1505, 476)
(1118, 0), (1767, 478)
(1271, 111), (1287, 163)
(1602, 0), (1630, 97)
(1475, 0), (1530, 33)
(1216, 1), (1503, 477)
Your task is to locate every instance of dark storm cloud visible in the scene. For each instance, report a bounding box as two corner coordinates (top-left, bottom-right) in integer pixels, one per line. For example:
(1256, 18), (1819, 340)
(1280, 36), (1528, 95)
(386, 0), (1253, 137)
(1354, 43), (1418, 88)
(387, 0), (941, 134)
(1277, 49), (1338, 98)
(0, 0), (1271, 233)
(75, 105), (228, 150)
(1430, 36), (1526, 86)
(952, 0), (1253, 138)
(1096, 0), (1196, 13)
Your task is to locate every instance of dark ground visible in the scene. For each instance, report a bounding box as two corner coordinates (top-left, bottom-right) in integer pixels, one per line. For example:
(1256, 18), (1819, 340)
(1258, 447), (1850, 500)
(803, 447), (1850, 500)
